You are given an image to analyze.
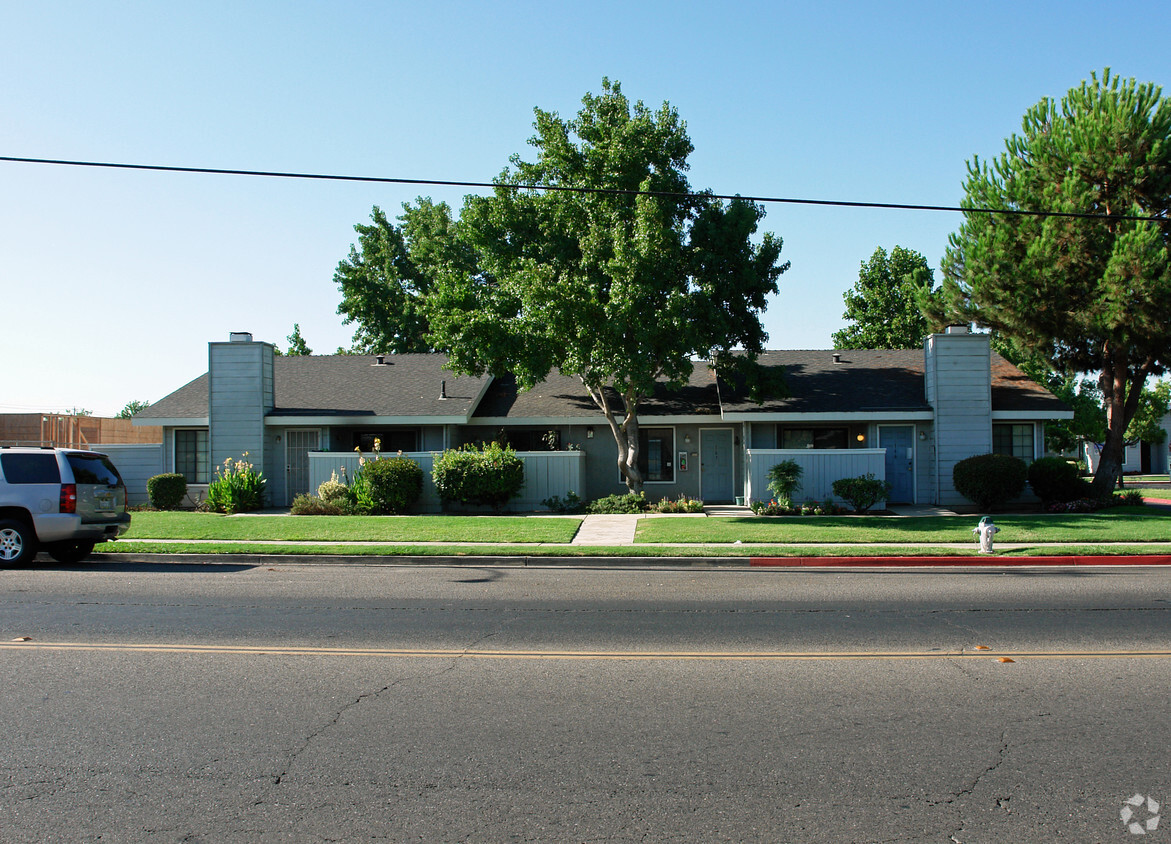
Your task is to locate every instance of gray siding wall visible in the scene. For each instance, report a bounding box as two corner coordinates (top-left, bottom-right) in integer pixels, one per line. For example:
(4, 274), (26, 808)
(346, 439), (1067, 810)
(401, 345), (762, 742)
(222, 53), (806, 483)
(208, 339), (275, 492)
(915, 423), (936, 503)
(925, 332), (992, 506)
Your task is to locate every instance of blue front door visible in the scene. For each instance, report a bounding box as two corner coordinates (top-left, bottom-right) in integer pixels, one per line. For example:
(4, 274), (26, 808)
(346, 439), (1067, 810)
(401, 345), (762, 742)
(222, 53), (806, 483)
(700, 429), (735, 503)
(880, 426), (914, 504)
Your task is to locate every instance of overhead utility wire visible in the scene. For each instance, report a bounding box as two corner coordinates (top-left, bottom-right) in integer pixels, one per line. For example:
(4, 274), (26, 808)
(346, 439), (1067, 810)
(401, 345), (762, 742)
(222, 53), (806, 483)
(0, 155), (1165, 224)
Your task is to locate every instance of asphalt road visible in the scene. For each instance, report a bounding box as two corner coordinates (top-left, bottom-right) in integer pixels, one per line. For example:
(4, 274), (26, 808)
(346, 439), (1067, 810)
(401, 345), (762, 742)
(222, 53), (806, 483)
(2, 560), (1169, 843)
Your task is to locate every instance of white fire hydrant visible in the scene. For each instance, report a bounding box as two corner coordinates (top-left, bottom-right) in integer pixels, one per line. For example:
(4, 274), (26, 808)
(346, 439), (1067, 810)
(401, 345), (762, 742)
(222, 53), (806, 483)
(973, 516), (1000, 554)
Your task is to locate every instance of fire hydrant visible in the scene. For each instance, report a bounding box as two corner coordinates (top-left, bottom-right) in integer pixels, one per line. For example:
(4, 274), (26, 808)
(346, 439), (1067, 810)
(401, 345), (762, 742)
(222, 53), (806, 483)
(972, 516), (1000, 554)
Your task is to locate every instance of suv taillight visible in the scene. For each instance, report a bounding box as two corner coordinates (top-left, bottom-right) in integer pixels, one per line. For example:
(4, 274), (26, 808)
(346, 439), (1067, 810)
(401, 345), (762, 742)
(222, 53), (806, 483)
(60, 483), (77, 514)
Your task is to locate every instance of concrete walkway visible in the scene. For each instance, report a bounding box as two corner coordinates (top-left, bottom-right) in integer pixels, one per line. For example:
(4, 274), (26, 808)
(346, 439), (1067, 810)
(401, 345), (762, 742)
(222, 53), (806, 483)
(571, 514), (640, 545)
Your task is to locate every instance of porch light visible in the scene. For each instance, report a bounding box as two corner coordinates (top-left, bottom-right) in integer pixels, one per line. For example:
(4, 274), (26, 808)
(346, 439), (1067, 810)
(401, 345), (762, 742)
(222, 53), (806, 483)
(856, 433), (865, 442)
(586, 427), (594, 438)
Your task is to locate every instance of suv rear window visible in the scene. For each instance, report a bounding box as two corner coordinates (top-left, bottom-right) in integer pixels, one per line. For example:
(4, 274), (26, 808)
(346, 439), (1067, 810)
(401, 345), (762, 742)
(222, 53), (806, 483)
(1, 453), (62, 484)
(66, 454), (123, 485)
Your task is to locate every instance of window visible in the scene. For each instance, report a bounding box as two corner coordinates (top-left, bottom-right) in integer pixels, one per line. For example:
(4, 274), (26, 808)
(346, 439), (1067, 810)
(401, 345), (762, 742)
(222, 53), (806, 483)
(993, 424), (1034, 462)
(779, 427), (848, 449)
(356, 430), (419, 452)
(0, 453), (60, 484)
(638, 428), (674, 482)
(66, 453), (122, 485)
(175, 429), (209, 483)
(498, 429), (560, 451)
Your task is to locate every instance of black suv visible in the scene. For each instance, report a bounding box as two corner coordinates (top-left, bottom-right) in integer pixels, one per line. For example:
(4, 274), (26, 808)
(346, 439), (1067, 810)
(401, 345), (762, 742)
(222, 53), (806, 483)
(0, 447), (131, 564)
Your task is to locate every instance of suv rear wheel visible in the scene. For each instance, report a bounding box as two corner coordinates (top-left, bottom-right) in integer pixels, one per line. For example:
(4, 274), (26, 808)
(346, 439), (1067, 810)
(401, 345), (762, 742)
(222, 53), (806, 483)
(46, 540), (96, 564)
(0, 519), (37, 565)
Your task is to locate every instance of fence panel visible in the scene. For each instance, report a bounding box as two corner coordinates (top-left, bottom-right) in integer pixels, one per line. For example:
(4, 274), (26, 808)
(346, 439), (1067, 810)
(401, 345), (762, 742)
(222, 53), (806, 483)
(746, 449), (887, 506)
(92, 443), (164, 506)
(308, 450), (584, 513)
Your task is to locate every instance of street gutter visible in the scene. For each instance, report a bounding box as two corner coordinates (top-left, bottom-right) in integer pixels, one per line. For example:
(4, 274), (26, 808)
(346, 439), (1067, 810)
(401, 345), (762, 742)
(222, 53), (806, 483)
(88, 552), (1171, 569)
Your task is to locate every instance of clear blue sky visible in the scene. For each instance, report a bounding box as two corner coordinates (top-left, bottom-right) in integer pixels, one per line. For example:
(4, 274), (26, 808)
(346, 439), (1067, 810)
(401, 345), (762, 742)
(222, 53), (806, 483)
(2, 1), (1168, 416)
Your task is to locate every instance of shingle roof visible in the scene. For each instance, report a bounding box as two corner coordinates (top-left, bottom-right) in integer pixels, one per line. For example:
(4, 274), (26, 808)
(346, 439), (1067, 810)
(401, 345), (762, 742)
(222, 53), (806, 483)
(718, 350), (930, 414)
(717, 350), (1069, 416)
(472, 366), (722, 420)
(137, 348), (1068, 423)
(137, 354), (492, 421)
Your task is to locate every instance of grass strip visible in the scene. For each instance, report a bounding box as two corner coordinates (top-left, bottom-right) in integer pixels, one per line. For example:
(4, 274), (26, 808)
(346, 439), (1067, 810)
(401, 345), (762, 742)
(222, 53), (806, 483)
(635, 508), (1171, 544)
(124, 512), (581, 543)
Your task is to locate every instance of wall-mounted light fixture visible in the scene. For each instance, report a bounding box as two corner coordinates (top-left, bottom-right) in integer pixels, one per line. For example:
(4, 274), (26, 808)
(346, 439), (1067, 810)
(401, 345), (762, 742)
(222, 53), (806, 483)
(856, 433), (866, 442)
(919, 431), (927, 441)
(684, 434), (692, 444)
(586, 427), (594, 439)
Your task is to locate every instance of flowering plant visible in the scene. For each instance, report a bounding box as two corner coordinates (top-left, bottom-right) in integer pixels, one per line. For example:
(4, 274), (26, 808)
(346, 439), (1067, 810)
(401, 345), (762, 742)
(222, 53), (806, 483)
(204, 453), (267, 514)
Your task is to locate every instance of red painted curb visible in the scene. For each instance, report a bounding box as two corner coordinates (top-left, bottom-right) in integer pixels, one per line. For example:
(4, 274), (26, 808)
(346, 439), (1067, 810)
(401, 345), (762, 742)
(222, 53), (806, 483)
(750, 555), (1171, 567)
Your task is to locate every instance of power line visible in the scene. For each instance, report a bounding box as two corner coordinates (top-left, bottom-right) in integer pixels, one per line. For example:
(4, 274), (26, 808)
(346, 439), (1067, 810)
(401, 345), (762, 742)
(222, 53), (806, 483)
(1, 154), (1165, 224)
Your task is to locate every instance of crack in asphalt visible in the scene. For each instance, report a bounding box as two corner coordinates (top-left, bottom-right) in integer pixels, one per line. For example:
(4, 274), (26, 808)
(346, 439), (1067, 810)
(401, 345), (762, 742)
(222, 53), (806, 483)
(268, 619), (516, 788)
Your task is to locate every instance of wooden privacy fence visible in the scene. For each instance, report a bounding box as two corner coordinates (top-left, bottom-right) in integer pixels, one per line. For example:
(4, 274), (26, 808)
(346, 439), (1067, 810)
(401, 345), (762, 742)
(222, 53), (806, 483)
(308, 450), (585, 513)
(746, 449), (887, 506)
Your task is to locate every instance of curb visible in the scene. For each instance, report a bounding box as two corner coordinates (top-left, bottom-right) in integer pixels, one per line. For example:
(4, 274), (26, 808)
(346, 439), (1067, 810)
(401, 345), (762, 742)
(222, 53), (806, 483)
(88, 552), (1171, 569)
(750, 554), (1171, 567)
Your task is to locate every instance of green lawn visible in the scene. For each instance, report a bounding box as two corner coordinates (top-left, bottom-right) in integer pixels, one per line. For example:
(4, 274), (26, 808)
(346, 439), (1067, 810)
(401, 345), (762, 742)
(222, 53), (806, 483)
(122, 511), (582, 543)
(1134, 488), (1171, 500)
(634, 508), (1171, 544)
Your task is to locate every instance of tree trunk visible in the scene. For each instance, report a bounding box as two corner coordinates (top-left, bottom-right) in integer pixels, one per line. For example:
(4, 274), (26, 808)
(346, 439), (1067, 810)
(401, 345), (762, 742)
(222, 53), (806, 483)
(1090, 359), (1148, 497)
(582, 379), (645, 494)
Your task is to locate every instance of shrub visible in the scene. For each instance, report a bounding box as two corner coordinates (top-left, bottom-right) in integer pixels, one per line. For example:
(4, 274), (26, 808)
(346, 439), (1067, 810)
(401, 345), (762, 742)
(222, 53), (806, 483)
(355, 455), (423, 514)
(290, 493), (344, 515)
(586, 492), (650, 514)
(542, 491), (584, 513)
(317, 473), (349, 504)
(831, 473), (893, 514)
(952, 453), (1027, 511)
(204, 454), (267, 514)
(146, 473), (187, 510)
(432, 442), (525, 510)
(1027, 456), (1088, 504)
(766, 460), (803, 506)
(1115, 489), (1145, 508)
(652, 495), (704, 513)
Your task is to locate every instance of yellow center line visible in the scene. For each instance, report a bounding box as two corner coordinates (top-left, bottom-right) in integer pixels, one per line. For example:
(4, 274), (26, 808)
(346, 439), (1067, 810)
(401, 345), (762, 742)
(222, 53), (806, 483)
(2, 641), (1170, 661)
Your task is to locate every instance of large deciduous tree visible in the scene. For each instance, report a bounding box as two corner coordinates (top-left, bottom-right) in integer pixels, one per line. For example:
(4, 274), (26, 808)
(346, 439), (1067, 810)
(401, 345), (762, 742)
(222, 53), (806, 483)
(423, 79), (789, 492)
(831, 246), (937, 349)
(939, 70), (1171, 495)
(334, 199), (474, 353)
